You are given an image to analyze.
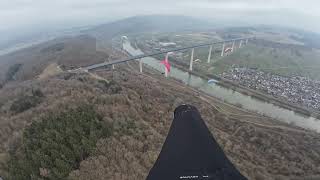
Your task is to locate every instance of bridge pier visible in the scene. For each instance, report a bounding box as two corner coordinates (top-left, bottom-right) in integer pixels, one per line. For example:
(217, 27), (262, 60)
(231, 41), (235, 52)
(187, 73), (192, 85)
(190, 48), (194, 71)
(246, 39), (249, 45)
(139, 59), (143, 73)
(221, 43), (225, 57)
(207, 45), (212, 63)
(121, 39), (124, 52)
(239, 40), (243, 48)
(112, 65), (115, 70)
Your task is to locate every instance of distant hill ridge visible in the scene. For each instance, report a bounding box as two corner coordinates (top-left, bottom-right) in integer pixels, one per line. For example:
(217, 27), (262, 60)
(87, 15), (216, 39)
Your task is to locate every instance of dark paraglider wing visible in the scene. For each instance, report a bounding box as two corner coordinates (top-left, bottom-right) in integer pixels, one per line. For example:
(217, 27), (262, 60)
(147, 105), (247, 180)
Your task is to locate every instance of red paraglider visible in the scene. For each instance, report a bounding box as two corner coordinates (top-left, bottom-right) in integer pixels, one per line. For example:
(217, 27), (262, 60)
(161, 54), (171, 72)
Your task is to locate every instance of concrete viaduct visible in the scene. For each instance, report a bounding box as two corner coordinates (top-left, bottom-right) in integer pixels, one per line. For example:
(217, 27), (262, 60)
(74, 37), (254, 75)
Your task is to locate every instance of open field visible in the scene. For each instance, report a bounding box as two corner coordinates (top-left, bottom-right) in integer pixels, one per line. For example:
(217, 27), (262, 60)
(213, 42), (320, 79)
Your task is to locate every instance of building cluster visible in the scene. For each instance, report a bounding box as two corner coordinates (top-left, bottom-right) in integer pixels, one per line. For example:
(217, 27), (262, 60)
(221, 67), (320, 111)
(144, 39), (179, 51)
(142, 39), (187, 60)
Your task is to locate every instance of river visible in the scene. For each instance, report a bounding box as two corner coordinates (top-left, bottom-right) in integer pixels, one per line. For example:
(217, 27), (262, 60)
(123, 40), (320, 132)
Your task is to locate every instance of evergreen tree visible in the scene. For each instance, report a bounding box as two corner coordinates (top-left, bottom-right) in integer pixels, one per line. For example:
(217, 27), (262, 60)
(8, 105), (113, 180)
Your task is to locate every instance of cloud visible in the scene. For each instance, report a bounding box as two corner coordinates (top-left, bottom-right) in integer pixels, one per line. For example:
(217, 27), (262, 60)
(0, 0), (319, 36)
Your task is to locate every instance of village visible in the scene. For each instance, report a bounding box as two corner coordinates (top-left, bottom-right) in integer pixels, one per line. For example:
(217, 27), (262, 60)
(221, 67), (320, 111)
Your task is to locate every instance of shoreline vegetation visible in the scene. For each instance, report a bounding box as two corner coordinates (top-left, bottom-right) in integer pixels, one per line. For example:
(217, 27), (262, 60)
(170, 60), (320, 119)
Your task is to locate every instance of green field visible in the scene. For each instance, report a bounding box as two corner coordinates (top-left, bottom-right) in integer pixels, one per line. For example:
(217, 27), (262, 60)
(133, 29), (320, 80)
(209, 44), (320, 78)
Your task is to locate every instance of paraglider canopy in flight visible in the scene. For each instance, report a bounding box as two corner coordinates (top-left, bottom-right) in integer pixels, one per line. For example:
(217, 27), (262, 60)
(147, 104), (247, 180)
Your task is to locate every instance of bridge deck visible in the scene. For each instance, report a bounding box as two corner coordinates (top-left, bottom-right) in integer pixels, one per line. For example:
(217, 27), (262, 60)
(84, 37), (254, 71)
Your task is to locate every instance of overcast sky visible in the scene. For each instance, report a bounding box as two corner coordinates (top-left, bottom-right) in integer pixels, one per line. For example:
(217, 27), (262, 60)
(1, 0), (320, 38)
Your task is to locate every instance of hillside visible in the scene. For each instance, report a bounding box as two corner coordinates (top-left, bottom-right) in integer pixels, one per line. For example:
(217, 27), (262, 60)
(87, 15), (215, 42)
(1, 16), (320, 180)
(0, 63), (320, 179)
(0, 35), (109, 86)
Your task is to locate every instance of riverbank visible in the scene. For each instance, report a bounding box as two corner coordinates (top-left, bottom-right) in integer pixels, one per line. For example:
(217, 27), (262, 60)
(124, 39), (320, 132)
(167, 58), (320, 119)
(134, 38), (320, 120)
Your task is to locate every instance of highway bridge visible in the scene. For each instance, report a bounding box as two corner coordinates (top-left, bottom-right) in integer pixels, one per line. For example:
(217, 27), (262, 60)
(74, 37), (255, 74)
